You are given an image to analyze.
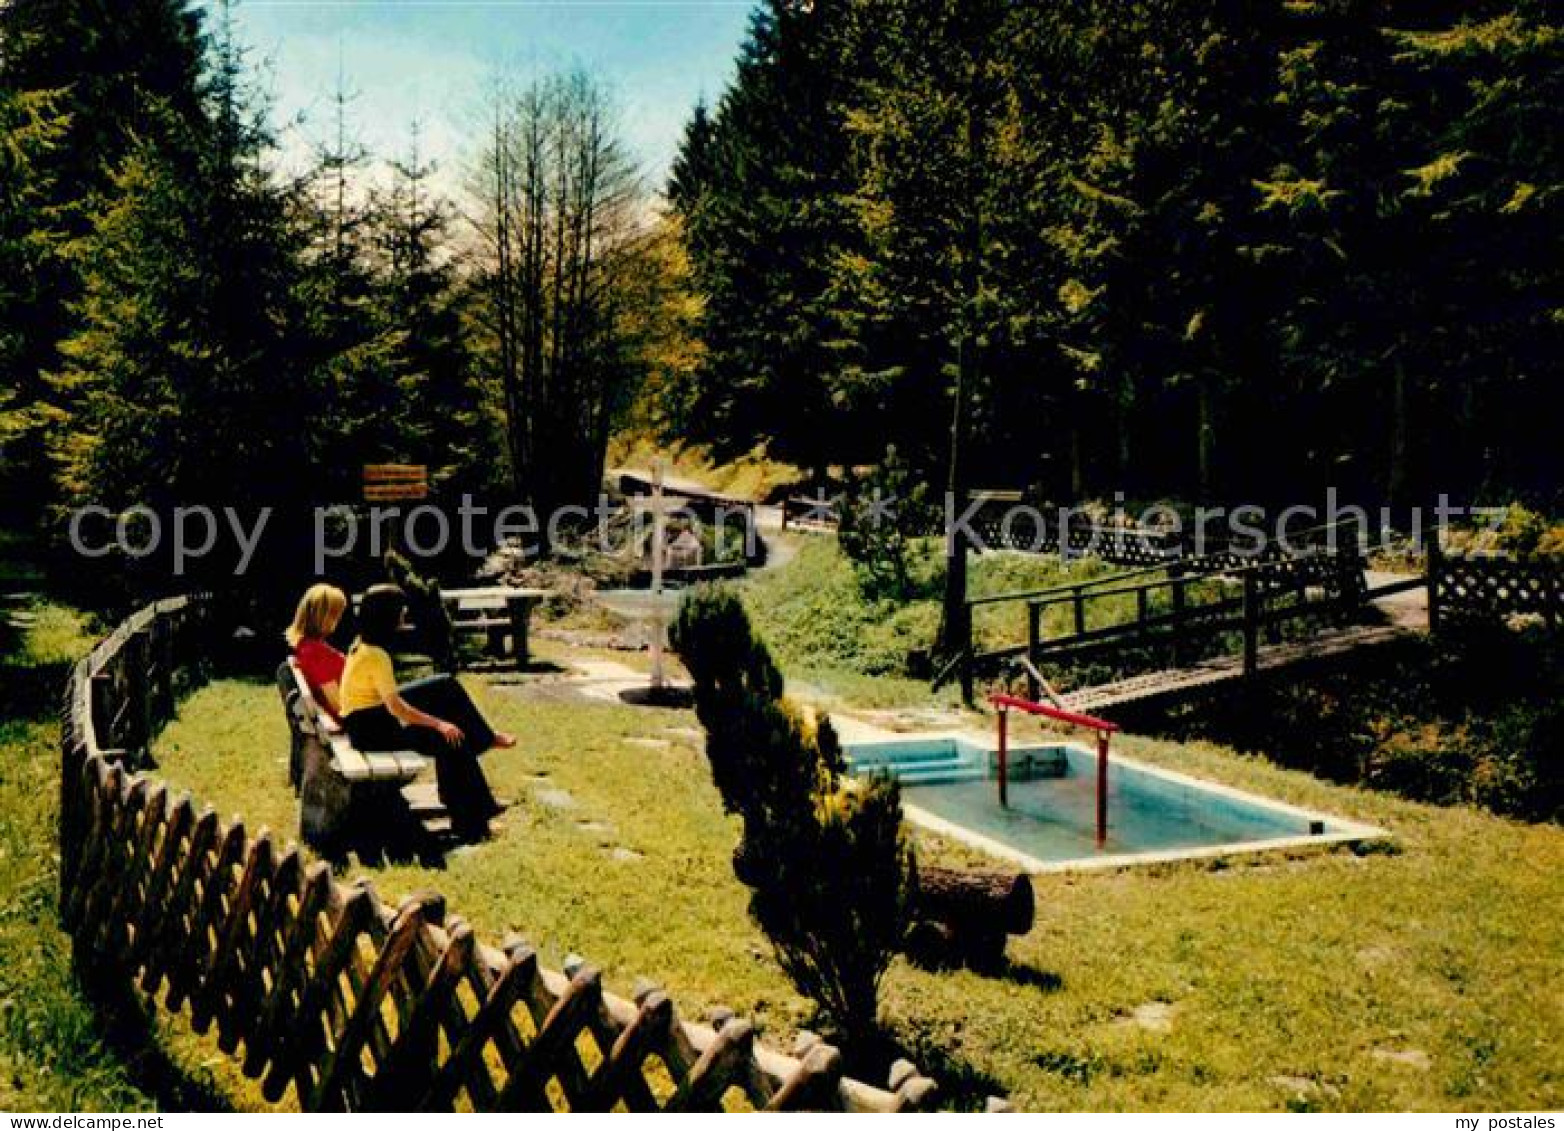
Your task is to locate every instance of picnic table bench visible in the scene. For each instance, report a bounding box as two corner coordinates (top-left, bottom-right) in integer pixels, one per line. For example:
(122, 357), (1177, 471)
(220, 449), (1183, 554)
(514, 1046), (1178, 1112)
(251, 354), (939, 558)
(277, 658), (432, 849)
(440, 586), (547, 667)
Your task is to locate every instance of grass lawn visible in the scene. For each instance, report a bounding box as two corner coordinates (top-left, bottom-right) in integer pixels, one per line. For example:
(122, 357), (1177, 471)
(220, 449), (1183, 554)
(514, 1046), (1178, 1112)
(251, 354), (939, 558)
(0, 589), (250, 1111)
(4, 529), (1560, 1111)
(148, 670), (1564, 1112)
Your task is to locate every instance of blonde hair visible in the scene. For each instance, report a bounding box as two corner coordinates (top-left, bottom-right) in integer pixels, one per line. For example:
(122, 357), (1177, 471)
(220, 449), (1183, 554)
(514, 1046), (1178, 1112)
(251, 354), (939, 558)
(286, 584), (348, 648)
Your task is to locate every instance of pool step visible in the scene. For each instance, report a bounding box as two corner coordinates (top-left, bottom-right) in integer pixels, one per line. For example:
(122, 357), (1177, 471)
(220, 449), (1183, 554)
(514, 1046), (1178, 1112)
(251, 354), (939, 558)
(844, 745), (976, 767)
(846, 744), (1070, 787)
(845, 745), (989, 786)
(892, 764), (991, 785)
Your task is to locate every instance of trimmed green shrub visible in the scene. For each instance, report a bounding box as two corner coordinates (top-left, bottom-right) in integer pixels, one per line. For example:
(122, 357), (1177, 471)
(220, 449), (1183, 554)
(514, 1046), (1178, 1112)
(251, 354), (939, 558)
(671, 584), (915, 1046)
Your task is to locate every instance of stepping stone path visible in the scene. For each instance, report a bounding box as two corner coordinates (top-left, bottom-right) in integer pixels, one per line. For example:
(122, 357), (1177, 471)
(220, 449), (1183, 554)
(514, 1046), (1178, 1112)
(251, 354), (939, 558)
(626, 737), (672, 750)
(608, 847), (644, 863)
(1116, 1001), (1179, 1033)
(534, 787), (576, 810)
(1270, 1075), (1341, 1102)
(1371, 1048), (1431, 1070)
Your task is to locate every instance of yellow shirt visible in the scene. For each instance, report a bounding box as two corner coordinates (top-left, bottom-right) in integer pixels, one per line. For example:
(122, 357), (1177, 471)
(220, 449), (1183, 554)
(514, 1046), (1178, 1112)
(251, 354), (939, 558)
(340, 642), (398, 716)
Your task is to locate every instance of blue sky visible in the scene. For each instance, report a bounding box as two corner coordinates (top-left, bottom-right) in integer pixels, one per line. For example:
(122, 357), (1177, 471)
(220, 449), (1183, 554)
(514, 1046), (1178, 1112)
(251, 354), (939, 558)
(213, 0), (755, 195)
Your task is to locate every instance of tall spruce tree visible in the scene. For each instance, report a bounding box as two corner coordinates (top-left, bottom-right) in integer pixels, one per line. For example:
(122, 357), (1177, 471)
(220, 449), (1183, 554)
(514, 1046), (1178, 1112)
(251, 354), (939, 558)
(293, 71), (402, 498)
(670, 0), (857, 480)
(0, 87), (65, 509)
(56, 9), (311, 521)
(670, 0), (1562, 508)
(373, 131), (491, 496)
(0, 0), (208, 520)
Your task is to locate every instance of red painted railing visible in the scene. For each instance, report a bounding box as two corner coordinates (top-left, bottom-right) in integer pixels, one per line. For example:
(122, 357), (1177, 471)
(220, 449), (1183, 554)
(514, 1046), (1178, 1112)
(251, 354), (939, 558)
(988, 693), (1119, 848)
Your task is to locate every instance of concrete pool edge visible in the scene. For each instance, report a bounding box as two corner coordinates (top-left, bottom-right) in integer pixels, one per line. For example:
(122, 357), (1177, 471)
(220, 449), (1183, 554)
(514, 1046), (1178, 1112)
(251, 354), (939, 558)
(863, 732), (1391, 874)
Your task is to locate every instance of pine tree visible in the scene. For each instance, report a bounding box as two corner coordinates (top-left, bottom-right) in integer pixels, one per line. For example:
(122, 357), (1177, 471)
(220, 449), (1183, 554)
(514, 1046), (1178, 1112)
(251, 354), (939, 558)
(0, 0), (208, 517)
(373, 130), (492, 495)
(293, 70), (401, 497)
(671, 1), (857, 480)
(56, 9), (311, 519)
(666, 99), (715, 215)
(0, 88), (65, 505)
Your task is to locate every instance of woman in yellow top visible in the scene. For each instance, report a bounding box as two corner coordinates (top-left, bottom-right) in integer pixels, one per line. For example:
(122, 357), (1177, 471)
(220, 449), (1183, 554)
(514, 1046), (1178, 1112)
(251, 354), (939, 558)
(340, 585), (515, 837)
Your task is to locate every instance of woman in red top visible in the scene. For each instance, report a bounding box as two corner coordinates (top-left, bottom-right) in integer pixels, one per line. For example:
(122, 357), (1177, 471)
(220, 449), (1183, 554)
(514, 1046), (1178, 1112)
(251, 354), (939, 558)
(286, 584), (349, 716)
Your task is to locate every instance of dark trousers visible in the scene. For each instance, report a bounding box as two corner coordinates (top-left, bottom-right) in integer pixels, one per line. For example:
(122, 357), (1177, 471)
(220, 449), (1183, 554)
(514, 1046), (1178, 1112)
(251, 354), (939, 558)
(398, 675), (498, 754)
(343, 675), (500, 826)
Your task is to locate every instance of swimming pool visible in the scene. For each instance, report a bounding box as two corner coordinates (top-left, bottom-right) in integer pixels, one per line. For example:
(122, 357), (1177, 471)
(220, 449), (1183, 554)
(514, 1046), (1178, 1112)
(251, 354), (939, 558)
(843, 736), (1383, 871)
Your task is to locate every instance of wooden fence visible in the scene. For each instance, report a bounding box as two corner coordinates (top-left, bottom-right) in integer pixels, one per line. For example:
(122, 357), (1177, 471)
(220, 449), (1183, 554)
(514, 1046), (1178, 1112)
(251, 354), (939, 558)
(961, 494), (1180, 568)
(60, 597), (939, 1112)
(1430, 548), (1564, 631)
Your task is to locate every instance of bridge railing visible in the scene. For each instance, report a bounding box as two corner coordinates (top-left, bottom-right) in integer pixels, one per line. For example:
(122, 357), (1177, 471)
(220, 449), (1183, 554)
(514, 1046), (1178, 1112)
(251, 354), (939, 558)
(944, 532), (1369, 701)
(60, 597), (938, 1112)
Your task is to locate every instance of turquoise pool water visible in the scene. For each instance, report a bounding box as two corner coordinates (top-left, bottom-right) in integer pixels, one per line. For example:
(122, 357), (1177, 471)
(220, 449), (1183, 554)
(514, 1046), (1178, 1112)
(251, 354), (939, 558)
(844, 737), (1345, 866)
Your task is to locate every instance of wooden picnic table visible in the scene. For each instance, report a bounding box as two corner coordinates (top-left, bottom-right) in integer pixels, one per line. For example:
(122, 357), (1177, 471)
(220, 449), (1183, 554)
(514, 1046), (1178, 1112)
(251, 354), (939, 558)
(440, 586), (549, 667)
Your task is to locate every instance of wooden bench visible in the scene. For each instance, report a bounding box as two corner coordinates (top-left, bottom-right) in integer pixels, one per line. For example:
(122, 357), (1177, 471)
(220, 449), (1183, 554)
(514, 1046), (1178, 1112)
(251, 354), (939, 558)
(276, 659), (430, 849)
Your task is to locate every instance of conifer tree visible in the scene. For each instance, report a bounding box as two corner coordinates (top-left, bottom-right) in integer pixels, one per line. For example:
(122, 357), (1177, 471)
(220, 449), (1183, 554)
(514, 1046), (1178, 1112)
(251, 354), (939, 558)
(374, 130), (492, 495)
(0, 88), (65, 508)
(0, 0), (208, 518)
(56, 7), (311, 520)
(669, 1), (857, 480)
(293, 70), (401, 497)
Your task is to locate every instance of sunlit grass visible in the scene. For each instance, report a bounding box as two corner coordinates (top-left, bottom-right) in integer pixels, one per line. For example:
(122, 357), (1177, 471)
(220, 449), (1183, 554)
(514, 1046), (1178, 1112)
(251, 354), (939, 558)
(13, 601), (99, 668)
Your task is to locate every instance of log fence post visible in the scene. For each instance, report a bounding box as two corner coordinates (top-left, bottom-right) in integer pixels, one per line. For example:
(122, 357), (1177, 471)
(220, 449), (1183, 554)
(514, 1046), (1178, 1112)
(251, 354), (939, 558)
(1242, 570), (1260, 676)
(1025, 603), (1041, 702)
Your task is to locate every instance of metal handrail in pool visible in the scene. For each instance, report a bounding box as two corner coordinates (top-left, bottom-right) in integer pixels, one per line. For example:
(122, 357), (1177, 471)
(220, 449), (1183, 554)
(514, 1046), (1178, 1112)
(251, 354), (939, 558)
(990, 693), (1120, 846)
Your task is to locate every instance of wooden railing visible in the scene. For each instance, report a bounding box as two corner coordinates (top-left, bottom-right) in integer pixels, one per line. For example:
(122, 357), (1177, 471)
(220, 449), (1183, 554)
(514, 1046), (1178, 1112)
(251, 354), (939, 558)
(781, 495), (841, 532)
(60, 597), (939, 1112)
(942, 542), (1369, 701)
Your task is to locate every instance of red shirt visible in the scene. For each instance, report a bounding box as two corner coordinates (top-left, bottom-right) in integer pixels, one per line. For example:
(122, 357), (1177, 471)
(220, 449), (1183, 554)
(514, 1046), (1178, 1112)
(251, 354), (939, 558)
(294, 638), (346, 704)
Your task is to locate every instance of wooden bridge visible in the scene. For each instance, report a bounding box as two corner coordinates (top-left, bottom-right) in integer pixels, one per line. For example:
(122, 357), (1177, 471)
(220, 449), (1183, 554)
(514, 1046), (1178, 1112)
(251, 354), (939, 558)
(938, 521), (1433, 712)
(1056, 619), (1414, 716)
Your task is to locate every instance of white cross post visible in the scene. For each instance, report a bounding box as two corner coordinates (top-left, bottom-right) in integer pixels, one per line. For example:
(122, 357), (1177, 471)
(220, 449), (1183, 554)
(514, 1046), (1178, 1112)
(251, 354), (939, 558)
(649, 458), (668, 691)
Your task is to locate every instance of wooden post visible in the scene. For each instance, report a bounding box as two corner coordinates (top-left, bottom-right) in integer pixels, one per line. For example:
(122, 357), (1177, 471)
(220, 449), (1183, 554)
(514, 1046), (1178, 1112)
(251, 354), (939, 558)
(506, 595), (534, 669)
(650, 460), (668, 692)
(148, 615), (174, 729)
(1427, 520), (1443, 635)
(997, 708), (1009, 809)
(1136, 586), (1149, 628)
(126, 629), (153, 760)
(1170, 563), (1188, 666)
(1025, 603), (1041, 702)
(1096, 730), (1109, 849)
(1072, 586), (1086, 638)
(1242, 571), (1259, 675)
(90, 670), (118, 753)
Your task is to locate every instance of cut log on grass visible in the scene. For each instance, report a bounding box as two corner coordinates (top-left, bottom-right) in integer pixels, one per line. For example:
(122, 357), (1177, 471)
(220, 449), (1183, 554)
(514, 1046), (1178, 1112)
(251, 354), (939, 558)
(915, 865), (1035, 937)
(904, 866), (1035, 970)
